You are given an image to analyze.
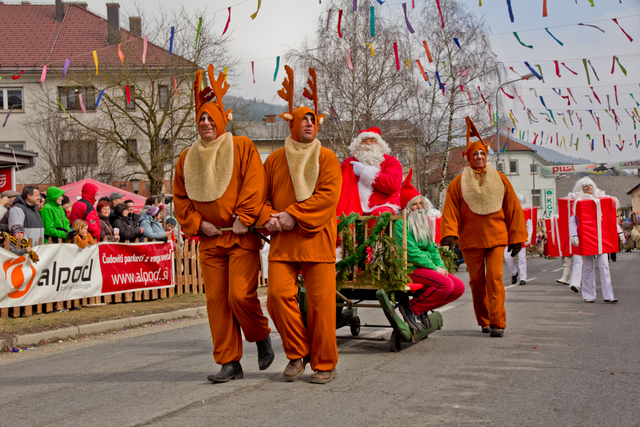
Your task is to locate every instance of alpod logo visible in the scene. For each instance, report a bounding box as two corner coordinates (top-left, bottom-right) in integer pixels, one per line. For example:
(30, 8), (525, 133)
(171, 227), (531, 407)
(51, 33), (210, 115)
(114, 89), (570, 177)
(3, 256), (37, 299)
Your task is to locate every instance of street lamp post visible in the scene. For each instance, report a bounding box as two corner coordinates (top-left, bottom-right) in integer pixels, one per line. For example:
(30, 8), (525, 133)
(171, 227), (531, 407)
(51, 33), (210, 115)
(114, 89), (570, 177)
(495, 73), (535, 171)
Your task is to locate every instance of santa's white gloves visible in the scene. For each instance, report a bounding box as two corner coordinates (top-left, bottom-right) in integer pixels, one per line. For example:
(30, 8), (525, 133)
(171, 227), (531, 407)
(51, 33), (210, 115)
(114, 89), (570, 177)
(571, 236), (579, 247)
(350, 161), (366, 177)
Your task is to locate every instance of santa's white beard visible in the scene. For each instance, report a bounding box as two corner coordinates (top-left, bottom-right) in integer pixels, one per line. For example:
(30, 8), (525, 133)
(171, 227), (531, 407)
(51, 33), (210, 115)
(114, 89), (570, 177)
(353, 143), (385, 166)
(407, 208), (432, 246)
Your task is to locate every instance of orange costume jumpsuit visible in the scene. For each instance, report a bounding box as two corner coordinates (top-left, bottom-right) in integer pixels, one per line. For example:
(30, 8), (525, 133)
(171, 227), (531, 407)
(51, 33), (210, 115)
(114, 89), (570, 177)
(441, 170), (527, 330)
(260, 147), (342, 372)
(173, 136), (271, 365)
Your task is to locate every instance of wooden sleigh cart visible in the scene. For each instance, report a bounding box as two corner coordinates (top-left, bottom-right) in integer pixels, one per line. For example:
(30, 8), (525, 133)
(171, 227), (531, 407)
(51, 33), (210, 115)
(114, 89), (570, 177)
(297, 211), (445, 352)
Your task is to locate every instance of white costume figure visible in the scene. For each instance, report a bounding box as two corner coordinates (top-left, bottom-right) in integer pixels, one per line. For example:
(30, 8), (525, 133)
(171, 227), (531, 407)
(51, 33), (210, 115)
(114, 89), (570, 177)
(504, 193), (533, 285)
(568, 178), (618, 303)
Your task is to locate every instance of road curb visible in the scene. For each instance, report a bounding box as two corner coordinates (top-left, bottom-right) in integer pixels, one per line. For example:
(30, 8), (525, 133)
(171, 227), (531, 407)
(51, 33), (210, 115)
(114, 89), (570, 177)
(1, 306), (208, 352)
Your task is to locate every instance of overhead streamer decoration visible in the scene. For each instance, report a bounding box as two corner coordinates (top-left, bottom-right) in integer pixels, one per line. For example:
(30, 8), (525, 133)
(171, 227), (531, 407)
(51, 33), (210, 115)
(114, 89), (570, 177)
(542, 0), (548, 17)
(11, 71), (24, 80)
(405, 59), (411, 69)
(393, 42), (400, 70)
(93, 51), (99, 75)
(366, 43), (375, 56)
(95, 89), (105, 108)
(508, 67), (528, 80)
(62, 58), (70, 78)
(56, 100), (70, 120)
(422, 41), (433, 63)
(435, 0), (445, 28)
(273, 56), (280, 81)
(477, 86), (487, 104)
(222, 8), (231, 36)
(174, 76), (178, 95)
(251, 61), (255, 83)
(554, 60), (561, 78)
(501, 87), (514, 99)
(578, 23), (604, 33)
(453, 38), (462, 50)
(612, 18), (633, 42)
(562, 62), (578, 75)
(353, 0), (357, 12)
(370, 6), (375, 37)
(435, 72), (445, 95)
(524, 62), (542, 80)
(40, 66), (47, 83)
(79, 93), (87, 115)
(545, 28), (563, 46)
(402, 3), (415, 34)
(338, 10), (343, 38)
(169, 27), (175, 55)
(630, 94), (639, 107)
(506, 0), (515, 23)
(195, 17), (202, 49)
(376, 0), (384, 4)
(347, 49), (354, 70)
(513, 88), (526, 110)
(326, 10), (332, 31)
(482, 36), (498, 57)
(582, 59), (590, 84)
(125, 85), (131, 105)
(611, 56), (627, 76)
(250, 0), (262, 20)
(2, 106), (13, 127)
(416, 60), (428, 82)
(590, 87), (601, 104)
(142, 35), (148, 64)
(536, 64), (545, 83)
(513, 32), (533, 49)
(567, 88), (577, 103)
(118, 43), (125, 63)
(587, 60), (600, 81)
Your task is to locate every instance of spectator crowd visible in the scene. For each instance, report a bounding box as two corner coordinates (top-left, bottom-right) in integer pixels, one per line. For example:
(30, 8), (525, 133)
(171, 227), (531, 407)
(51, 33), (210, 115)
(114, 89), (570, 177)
(1, 183), (177, 255)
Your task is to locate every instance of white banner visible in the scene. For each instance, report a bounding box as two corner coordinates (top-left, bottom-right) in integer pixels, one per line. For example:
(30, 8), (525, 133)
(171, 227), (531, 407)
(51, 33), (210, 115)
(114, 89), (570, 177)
(540, 159), (640, 176)
(1, 241), (174, 308)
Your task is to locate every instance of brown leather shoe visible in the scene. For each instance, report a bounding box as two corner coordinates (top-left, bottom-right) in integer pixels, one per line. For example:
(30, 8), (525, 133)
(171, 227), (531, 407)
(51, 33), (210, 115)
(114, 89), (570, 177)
(283, 355), (309, 381)
(309, 369), (336, 384)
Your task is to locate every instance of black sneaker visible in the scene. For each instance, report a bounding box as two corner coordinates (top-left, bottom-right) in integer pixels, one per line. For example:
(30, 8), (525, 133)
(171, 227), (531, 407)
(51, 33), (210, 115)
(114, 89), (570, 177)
(519, 280), (526, 286)
(604, 299), (618, 303)
(570, 285), (580, 293)
(399, 304), (423, 332)
(511, 274), (518, 285)
(419, 312), (431, 330)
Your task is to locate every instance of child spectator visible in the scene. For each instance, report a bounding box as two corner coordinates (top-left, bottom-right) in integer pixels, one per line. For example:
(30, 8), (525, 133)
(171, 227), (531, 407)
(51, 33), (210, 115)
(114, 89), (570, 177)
(8, 225), (32, 256)
(72, 219), (96, 249)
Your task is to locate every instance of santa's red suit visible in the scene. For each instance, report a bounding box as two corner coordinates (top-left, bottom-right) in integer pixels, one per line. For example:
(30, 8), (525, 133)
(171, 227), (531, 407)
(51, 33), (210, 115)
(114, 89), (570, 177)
(337, 127), (403, 216)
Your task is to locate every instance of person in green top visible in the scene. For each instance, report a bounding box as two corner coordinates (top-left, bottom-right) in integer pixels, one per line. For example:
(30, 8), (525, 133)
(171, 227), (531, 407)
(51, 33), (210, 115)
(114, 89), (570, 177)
(40, 186), (71, 242)
(394, 170), (465, 332)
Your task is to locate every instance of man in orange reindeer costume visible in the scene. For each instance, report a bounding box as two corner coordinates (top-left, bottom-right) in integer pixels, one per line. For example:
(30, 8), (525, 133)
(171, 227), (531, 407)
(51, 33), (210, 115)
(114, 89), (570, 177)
(173, 64), (274, 382)
(440, 117), (527, 338)
(259, 66), (342, 384)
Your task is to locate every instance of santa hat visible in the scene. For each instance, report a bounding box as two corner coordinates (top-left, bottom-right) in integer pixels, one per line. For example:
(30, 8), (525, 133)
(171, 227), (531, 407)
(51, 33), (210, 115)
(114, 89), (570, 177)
(194, 64), (233, 136)
(349, 127), (391, 156)
(399, 169), (421, 209)
(278, 65), (325, 142)
(461, 116), (488, 167)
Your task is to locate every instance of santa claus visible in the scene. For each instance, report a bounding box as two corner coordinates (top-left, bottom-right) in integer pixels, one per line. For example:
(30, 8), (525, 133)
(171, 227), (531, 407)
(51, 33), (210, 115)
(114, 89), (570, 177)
(337, 127), (403, 216)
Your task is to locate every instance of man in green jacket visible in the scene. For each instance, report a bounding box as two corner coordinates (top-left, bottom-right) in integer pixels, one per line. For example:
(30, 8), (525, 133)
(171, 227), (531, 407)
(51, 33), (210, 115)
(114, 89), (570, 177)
(41, 187), (71, 242)
(393, 170), (465, 331)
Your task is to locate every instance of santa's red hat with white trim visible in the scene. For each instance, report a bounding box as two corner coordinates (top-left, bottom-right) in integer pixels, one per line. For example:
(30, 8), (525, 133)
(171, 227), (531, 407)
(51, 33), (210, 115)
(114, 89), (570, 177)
(348, 126), (391, 156)
(400, 169), (421, 209)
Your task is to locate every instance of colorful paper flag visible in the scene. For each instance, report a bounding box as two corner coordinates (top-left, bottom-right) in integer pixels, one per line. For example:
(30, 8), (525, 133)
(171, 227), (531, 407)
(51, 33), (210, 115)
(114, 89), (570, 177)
(402, 4), (415, 34)
(63, 58), (70, 78)
(2, 106), (13, 127)
(582, 59), (590, 84)
(562, 63), (578, 75)
(222, 8), (231, 36)
(40, 65), (47, 83)
(195, 17), (202, 49)
(435, 0), (444, 28)
(93, 51), (98, 75)
(142, 36), (148, 64)
(353, 0), (357, 12)
(366, 43), (375, 56)
(545, 28), (563, 45)
(273, 56), (280, 81)
(578, 23), (604, 33)
(326, 10), (332, 31)
(506, 0), (515, 22)
(393, 42), (400, 70)
(118, 43), (125, 63)
(125, 85), (131, 105)
(422, 41), (433, 63)
(79, 93), (87, 114)
(338, 10), (343, 38)
(482, 36), (498, 57)
(513, 32), (533, 48)
(370, 6), (375, 37)
(612, 18), (633, 42)
(250, 0), (262, 20)
(169, 27), (175, 55)
(95, 89), (105, 108)
(11, 71), (23, 80)
(251, 61), (255, 83)
(543, 0), (548, 17)
(524, 62), (542, 80)
(347, 49), (354, 70)
(56, 99), (70, 119)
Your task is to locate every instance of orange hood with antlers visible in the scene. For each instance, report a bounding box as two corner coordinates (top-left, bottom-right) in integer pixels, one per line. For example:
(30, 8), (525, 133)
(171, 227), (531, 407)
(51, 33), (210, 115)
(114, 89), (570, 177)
(278, 65), (325, 142)
(194, 64), (232, 135)
(462, 116), (488, 166)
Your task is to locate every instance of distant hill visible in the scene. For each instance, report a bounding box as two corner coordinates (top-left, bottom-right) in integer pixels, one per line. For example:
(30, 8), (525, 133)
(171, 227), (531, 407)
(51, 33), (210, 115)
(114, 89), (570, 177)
(226, 96), (286, 122)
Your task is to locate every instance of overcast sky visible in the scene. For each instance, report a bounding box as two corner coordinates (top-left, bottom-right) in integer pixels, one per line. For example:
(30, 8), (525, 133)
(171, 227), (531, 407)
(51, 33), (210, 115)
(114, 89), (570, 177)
(80, 0), (639, 163)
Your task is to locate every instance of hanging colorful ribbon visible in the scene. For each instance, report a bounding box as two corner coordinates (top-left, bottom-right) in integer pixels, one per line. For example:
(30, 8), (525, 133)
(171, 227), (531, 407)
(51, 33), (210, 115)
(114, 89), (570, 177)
(11, 71), (23, 80)
(95, 89), (105, 108)
(545, 28), (563, 46)
(554, 60), (561, 78)
(63, 58), (70, 78)
(416, 60), (428, 81)
(542, 0), (548, 17)
(611, 56), (627, 76)
(370, 6), (375, 37)
(513, 88), (525, 110)
(477, 86), (487, 104)
(435, 72), (445, 95)
(338, 10), (343, 38)
(393, 42), (400, 70)
(562, 63), (578, 75)
(612, 18), (633, 42)
(142, 35), (148, 64)
(402, 3), (415, 34)
(435, 0), (445, 28)
(118, 43), (125, 63)
(582, 59), (590, 84)
(366, 43), (375, 56)
(93, 51), (99, 75)
(500, 87), (514, 99)
(630, 94), (639, 107)
(353, 0), (357, 12)
(40, 65), (47, 83)
(2, 106), (13, 127)
(524, 62), (542, 80)
(79, 93), (87, 114)
(326, 10), (332, 31)
(422, 41), (433, 63)
(169, 27), (174, 55)
(251, 61), (255, 83)
(578, 23), (604, 33)
(513, 32), (533, 49)
(250, 0), (262, 20)
(56, 99), (70, 119)
(174, 77), (178, 95)
(347, 49), (354, 70)
(273, 56), (280, 81)
(590, 87), (601, 104)
(536, 64), (545, 83)
(482, 36), (498, 57)
(567, 88), (577, 104)
(506, 0), (515, 22)
(222, 8), (231, 36)
(125, 85), (131, 105)
(195, 17), (202, 49)
(587, 60), (599, 81)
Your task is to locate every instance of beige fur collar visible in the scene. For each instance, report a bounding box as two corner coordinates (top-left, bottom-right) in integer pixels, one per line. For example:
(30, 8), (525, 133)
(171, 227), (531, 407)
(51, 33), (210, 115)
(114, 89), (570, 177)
(460, 163), (504, 215)
(284, 136), (320, 202)
(183, 132), (234, 202)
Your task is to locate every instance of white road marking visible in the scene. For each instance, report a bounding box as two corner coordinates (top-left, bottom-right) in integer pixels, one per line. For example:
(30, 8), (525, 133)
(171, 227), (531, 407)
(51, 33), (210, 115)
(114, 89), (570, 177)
(552, 267), (563, 272)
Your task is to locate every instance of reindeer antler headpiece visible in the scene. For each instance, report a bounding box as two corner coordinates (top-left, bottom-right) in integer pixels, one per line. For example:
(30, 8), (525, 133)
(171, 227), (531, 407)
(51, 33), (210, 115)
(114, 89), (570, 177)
(194, 64), (233, 135)
(277, 65), (326, 142)
(462, 116), (488, 167)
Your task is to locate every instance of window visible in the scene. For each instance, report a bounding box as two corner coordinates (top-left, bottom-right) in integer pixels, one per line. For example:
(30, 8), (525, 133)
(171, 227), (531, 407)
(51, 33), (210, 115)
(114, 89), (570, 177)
(126, 139), (137, 163)
(530, 164), (538, 174)
(60, 140), (98, 165)
(0, 88), (23, 110)
(158, 85), (169, 109)
(125, 85), (136, 110)
(509, 159), (518, 174)
(58, 87), (95, 111)
(531, 189), (541, 208)
(3, 142), (25, 150)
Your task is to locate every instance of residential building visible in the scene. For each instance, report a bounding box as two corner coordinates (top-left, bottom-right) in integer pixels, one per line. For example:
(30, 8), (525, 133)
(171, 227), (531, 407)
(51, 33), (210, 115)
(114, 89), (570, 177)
(628, 182), (640, 214)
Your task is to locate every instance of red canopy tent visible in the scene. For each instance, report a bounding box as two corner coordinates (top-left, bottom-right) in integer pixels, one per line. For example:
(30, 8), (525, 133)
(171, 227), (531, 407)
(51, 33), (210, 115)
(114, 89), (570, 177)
(57, 178), (147, 211)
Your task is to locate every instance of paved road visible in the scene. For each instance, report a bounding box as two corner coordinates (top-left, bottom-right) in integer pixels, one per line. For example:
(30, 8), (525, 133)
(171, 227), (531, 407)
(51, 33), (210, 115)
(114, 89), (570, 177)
(1, 252), (638, 427)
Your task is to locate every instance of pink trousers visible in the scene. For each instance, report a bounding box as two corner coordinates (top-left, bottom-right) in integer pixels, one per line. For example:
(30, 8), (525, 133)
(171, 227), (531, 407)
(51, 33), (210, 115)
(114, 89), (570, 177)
(408, 268), (466, 314)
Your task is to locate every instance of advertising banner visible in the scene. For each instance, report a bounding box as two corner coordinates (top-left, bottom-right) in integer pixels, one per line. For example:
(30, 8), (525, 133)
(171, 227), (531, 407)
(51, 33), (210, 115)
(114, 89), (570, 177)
(540, 160), (640, 176)
(1, 241), (174, 308)
(0, 168), (12, 193)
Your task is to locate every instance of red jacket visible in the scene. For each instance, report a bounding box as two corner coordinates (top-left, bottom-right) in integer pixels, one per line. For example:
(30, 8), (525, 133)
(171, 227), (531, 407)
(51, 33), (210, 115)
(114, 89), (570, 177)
(68, 183), (101, 240)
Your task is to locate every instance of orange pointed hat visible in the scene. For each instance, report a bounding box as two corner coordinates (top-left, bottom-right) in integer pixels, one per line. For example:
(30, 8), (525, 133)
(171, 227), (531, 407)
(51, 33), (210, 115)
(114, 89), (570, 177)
(193, 64), (232, 135)
(400, 169), (421, 209)
(278, 65), (326, 142)
(461, 116), (488, 166)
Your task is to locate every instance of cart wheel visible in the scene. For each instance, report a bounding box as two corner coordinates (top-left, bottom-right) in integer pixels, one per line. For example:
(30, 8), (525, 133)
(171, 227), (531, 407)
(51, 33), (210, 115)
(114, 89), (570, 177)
(349, 316), (361, 337)
(390, 330), (402, 352)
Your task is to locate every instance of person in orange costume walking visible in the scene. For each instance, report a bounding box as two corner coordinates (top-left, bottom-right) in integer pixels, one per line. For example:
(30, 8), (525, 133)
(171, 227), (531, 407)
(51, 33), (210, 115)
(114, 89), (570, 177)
(440, 117), (527, 338)
(173, 64), (274, 383)
(259, 66), (342, 384)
